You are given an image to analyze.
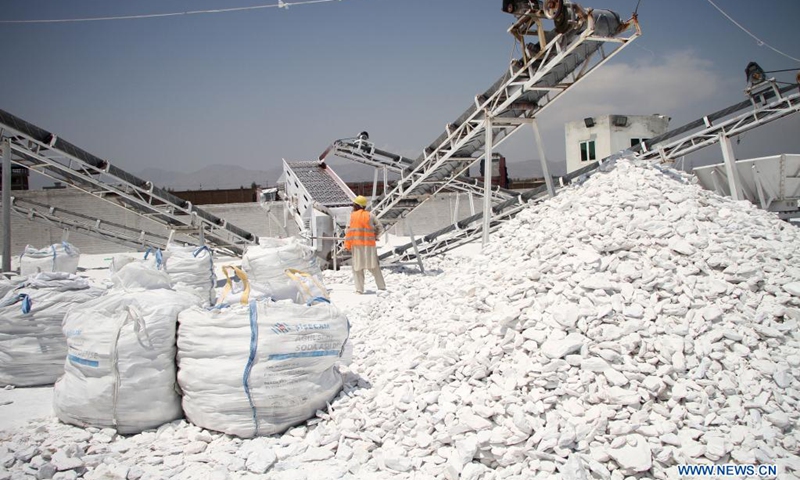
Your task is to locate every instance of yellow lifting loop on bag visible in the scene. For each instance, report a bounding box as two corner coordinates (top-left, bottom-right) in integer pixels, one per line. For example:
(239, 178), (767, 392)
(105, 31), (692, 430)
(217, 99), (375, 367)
(284, 268), (329, 302)
(218, 265), (251, 306)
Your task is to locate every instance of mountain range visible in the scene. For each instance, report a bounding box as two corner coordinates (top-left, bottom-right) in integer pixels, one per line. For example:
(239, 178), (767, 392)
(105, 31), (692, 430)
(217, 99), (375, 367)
(136, 162), (383, 191)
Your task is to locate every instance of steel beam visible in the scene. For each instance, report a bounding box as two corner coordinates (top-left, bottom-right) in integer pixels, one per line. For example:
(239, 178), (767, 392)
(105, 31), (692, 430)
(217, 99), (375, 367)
(2, 140), (10, 272)
(370, 15), (640, 223)
(532, 119), (555, 197)
(0, 109), (258, 256)
(380, 83), (800, 264)
(719, 134), (742, 201)
(482, 115), (493, 249)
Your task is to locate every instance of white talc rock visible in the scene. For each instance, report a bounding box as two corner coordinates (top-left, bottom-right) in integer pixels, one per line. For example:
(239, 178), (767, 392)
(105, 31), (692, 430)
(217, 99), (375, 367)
(581, 357), (610, 372)
(783, 282), (800, 296)
(541, 333), (587, 359)
(49, 452), (83, 472)
(455, 437), (478, 466)
(183, 442), (207, 456)
(668, 238), (696, 256)
(580, 275), (615, 292)
(560, 454), (589, 480)
(382, 456), (412, 473)
(459, 413), (493, 432)
(607, 434), (652, 474)
(773, 369), (792, 388)
(460, 462), (487, 480)
(603, 369), (629, 387)
(4, 160), (800, 480)
(245, 449), (277, 474)
(302, 447), (334, 462)
(701, 306), (724, 322)
(604, 387), (641, 406)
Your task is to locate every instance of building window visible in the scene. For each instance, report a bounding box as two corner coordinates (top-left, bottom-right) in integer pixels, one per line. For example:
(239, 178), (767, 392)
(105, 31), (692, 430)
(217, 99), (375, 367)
(631, 138), (650, 148)
(580, 140), (596, 162)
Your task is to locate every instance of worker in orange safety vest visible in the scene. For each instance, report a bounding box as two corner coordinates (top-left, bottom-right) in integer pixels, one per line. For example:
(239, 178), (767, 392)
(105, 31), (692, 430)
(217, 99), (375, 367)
(344, 195), (386, 294)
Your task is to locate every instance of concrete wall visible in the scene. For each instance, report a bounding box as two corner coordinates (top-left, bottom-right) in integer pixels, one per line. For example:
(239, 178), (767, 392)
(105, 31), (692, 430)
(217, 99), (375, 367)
(1, 188), (482, 258)
(0, 189), (301, 257)
(388, 192), (484, 237)
(565, 114), (670, 174)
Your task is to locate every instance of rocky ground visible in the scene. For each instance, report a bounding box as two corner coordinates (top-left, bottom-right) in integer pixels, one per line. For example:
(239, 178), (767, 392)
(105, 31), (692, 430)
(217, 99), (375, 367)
(1, 159), (799, 479)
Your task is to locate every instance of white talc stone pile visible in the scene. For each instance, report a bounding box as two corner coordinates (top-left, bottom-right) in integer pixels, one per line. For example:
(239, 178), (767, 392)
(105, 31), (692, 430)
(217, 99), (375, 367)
(1, 159), (799, 480)
(323, 160), (800, 478)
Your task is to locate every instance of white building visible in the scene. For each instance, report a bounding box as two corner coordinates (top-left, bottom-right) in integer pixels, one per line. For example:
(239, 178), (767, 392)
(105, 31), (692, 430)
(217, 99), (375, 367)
(565, 114), (670, 174)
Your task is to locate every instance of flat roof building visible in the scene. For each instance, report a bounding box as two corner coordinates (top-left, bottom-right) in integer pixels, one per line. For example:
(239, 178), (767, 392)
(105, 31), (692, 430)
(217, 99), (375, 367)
(565, 114), (670, 174)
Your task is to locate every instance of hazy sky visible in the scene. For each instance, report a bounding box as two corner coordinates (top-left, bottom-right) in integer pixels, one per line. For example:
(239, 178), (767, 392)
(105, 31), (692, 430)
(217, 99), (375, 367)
(2, 0), (799, 187)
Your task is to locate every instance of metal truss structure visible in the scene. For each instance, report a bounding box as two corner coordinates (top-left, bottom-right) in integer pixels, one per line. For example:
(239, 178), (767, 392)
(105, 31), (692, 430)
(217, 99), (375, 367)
(634, 81), (800, 162)
(368, 9), (641, 226)
(380, 82), (800, 264)
(324, 138), (516, 201)
(6, 197), (171, 251)
(0, 109), (258, 255)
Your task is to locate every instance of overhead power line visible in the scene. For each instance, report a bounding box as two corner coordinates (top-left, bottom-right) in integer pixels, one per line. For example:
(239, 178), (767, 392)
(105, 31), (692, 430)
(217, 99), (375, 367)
(705, 0), (800, 64)
(0, 0), (345, 24)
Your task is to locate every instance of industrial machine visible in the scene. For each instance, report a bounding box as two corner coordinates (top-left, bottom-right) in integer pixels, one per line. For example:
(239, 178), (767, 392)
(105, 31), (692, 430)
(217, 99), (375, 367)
(306, 0), (639, 266)
(281, 160), (355, 268)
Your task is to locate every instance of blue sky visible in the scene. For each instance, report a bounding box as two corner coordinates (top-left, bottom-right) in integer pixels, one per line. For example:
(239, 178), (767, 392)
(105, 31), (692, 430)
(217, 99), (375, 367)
(2, 0), (799, 187)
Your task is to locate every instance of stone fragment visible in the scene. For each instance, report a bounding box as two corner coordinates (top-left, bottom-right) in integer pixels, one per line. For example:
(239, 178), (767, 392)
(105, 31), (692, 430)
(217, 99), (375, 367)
(603, 368), (629, 387)
(607, 434), (652, 474)
(581, 357), (609, 372)
(49, 452), (83, 472)
(766, 411), (791, 429)
(541, 333), (587, 359)
(245, 449), (277, 474)
(783, 282), (800, 296)
(302, 447), (334, 462)
(36, 463), (56, 480)
(183, 442), (207, 455)
(460, 413), (493, 431)
(383, 456), (412, 473)
(605, 387), (640, 405)
(668, 238), (695, 256)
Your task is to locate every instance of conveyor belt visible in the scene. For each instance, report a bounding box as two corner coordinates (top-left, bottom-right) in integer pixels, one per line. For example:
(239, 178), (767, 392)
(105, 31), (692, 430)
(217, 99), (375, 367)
(0, 109), (258, 255)
(380, 82), (800, 263)
(288, 162), (353, 206)
(371, 8), (640, 225)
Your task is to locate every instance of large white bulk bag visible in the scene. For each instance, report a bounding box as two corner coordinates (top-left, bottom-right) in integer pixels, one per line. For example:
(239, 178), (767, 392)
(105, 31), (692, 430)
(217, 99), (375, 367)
(241, 238), (325, 302)
(108, 248), (164, 274)
(0, 272), (104, 387)
(0, 276), (19, 300)
(164, 245), (216, 305)
(19, 242), (81, 277)
(54, 264), (200, 434)
(177, 267), (349, 438)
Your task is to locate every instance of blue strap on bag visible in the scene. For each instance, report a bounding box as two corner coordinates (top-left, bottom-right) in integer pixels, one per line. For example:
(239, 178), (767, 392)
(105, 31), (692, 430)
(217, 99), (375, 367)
(306, 297), (331, 306)
(242, 300), (260, 436)
(0, 293), (32, 314)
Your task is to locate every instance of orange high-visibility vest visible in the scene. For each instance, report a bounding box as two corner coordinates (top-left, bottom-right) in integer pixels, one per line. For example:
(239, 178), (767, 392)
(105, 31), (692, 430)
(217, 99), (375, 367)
(345, 210), (376, 249)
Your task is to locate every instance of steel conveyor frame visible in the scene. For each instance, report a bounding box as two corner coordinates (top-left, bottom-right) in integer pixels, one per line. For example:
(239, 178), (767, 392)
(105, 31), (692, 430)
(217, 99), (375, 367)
(0, 109), (258, 255)
(6, 196), (171, 251)
(380, 82), (800, 264)
(370, 11), (641, 224)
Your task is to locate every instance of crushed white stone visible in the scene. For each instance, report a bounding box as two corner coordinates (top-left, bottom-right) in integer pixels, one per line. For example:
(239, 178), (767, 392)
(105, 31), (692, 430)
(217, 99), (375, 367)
(1, 160), (799, 480)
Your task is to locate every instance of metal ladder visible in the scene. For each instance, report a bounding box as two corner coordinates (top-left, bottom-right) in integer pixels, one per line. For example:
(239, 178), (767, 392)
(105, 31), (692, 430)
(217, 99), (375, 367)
(0, 109), (259, 256)
(380, 82), (800, 264)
